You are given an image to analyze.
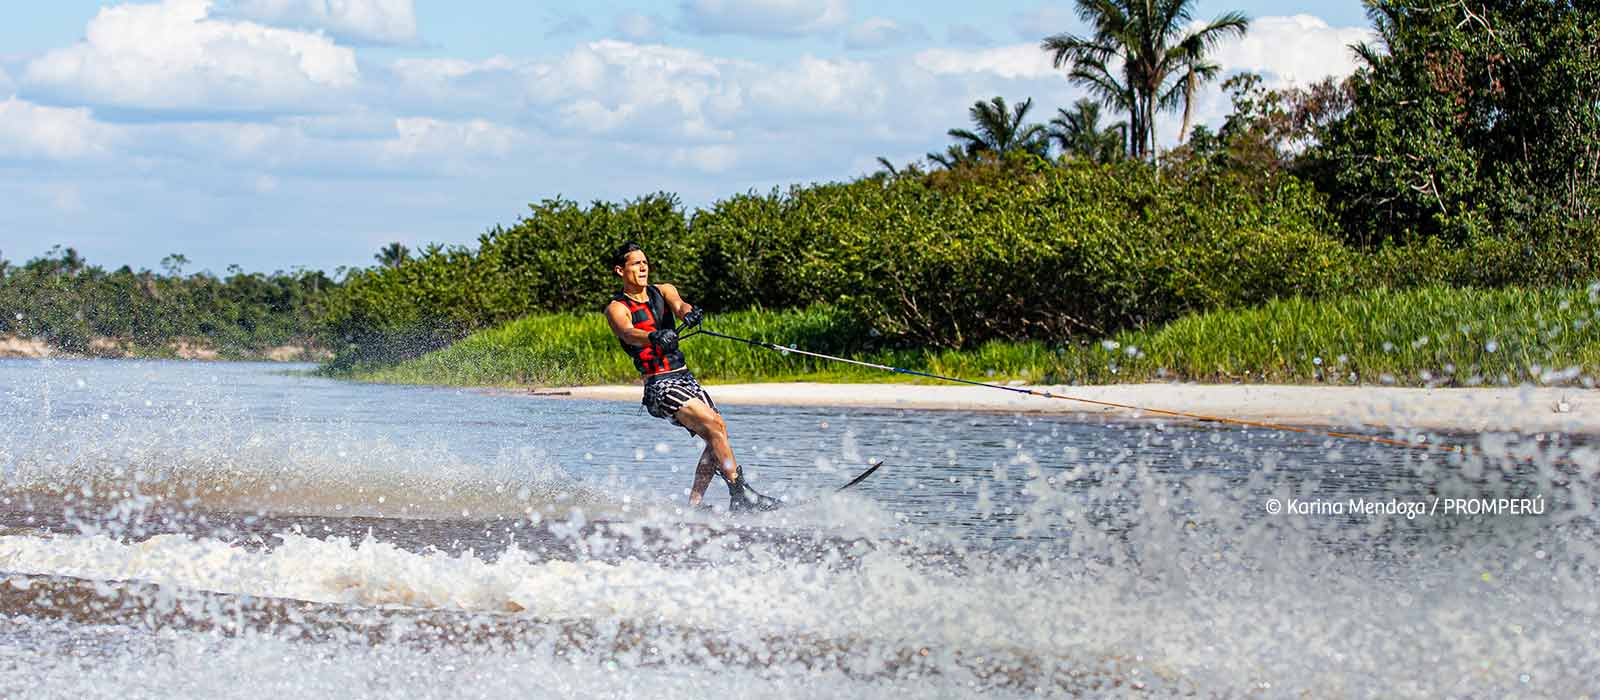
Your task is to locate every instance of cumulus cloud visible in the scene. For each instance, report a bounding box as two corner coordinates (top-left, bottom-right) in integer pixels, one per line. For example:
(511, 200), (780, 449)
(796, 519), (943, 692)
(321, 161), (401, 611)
(746, 54), (881, 116)
(382, 117), (521, 161)
(671, 144), (738, 173)
(393, 41), (747, 143)
(615, 12), (664, 41)
(24, 0), (359, 112)
(0, 66), (13, 97)
(845, 18), (929, 50)
(679, 0), (850, 38)
(913, 15), (1372, 94)
(220, 0), (420, 46)
(1211, 14), (1373, 85)
(913, 44), (1059, 80)
(0, 97), (118, 160)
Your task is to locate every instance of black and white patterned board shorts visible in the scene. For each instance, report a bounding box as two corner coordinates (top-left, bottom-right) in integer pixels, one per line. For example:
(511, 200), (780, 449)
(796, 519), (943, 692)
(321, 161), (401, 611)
(642, 370), (718, 434)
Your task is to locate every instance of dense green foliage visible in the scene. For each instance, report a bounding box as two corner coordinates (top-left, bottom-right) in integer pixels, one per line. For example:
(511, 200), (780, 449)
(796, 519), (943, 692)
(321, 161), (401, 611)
(318, 194), (696, 369)
(320, 158), (1353, 368)
(0, 247), (334, 357)
(1315, 0), (1600, 253)
(1066, 283), (1600, 385)
(354, 285), (1600, 388)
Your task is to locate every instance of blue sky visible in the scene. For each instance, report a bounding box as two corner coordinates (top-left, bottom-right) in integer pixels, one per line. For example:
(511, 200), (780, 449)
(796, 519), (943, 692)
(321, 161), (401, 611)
(1, 1), (1371, 274)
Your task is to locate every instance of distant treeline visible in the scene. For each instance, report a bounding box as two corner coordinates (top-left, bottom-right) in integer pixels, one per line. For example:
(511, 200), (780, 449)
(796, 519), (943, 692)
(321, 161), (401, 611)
(0, 248), (336, 357)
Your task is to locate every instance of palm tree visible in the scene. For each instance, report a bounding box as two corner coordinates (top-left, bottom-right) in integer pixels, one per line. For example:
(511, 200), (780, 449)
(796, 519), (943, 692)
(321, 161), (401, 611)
(1351, 1), (1403, 69)
(376, 242), (410, 269)
(1170, 57), (1222, 144)
(1049, 98), (1127, 163)
(925, 144), (972, 170)
(873, 156), (924, 179)
(1041, 0), (1249, 160)
(946, 96), (1050, 158)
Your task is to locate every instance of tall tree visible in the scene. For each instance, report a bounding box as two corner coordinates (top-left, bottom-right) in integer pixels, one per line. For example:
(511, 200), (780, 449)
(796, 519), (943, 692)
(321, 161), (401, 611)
(1317, 0), (1600, 248)
(1041, 0), (1249, 159)
(925, 144), (972, 170)
(1049, 98), (1127, 163)
(376, 242), (410, 270)
(945, 96), (1050, 158)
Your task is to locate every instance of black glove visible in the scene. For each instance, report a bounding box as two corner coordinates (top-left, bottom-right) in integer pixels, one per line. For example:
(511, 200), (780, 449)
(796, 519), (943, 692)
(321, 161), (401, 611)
(682, 306), (704, 329)
(648, 328), (679, 352)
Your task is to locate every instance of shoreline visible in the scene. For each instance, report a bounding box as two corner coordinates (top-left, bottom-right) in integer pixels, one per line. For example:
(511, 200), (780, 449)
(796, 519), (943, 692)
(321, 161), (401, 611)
(0, 334), (330, 362)
(515, 381), (1600, 436)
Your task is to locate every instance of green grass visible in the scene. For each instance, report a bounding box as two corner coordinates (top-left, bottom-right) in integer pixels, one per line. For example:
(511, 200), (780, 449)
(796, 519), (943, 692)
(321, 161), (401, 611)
(343, 284), (1600, 388)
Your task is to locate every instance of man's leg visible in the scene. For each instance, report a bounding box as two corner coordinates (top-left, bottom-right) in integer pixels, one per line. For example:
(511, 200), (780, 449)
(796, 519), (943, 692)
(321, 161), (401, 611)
(672, 398), (738, 482)
(688, 444), (718, 506)
(673, 398), (778, 512)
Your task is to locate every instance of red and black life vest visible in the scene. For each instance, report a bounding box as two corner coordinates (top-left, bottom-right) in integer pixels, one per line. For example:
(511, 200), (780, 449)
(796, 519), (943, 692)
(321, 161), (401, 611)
(612, 285), (685, 376)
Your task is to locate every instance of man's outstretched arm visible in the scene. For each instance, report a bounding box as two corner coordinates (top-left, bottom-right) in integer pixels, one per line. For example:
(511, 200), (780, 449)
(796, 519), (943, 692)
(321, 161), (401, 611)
(656, 284), (702, 325)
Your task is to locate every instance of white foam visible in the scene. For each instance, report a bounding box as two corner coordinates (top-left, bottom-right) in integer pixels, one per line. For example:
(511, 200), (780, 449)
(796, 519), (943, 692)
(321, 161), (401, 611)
(3, 519), (1597, 697)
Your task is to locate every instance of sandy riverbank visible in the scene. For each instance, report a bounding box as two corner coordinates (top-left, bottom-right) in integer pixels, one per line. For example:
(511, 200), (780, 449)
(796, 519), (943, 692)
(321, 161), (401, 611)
(526, 382), (1600, 436)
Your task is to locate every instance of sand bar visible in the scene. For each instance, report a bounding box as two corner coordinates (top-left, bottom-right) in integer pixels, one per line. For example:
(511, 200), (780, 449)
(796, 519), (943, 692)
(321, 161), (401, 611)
(531, 382), (1600, 435)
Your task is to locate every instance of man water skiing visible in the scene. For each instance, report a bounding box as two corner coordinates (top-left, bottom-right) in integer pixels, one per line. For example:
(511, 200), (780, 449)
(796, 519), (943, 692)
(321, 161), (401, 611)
(602, 241), (779, 512)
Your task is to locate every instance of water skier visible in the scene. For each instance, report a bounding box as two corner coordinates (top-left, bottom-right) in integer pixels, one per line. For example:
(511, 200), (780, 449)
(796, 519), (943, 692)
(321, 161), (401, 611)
(602, 241), (779, 512)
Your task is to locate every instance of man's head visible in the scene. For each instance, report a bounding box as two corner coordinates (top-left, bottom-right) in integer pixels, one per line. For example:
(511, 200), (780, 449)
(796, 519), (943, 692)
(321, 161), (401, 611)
(608, 241), (648, 288)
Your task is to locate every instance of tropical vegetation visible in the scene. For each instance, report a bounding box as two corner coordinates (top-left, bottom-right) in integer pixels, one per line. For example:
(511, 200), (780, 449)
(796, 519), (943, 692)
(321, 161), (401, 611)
(352, 284), (1600, 388)
(0, 247), (335, 358)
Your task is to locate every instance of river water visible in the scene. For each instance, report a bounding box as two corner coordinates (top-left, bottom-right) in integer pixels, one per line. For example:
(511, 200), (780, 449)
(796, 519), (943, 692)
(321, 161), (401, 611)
(0, 358), (1595, 697)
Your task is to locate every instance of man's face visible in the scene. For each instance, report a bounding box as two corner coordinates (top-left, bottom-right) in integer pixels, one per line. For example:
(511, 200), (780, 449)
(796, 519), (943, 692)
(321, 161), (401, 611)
(615, 250), (649, 287)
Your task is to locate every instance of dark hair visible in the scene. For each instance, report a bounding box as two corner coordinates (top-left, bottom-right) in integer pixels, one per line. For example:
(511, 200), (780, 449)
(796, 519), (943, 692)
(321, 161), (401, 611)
(606, 241), (643, 269)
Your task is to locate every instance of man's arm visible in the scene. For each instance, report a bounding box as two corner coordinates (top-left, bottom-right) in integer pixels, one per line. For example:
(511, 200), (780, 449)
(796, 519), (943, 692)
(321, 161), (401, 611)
(656, 284), (695, 319)
(605, 300), (653, 347)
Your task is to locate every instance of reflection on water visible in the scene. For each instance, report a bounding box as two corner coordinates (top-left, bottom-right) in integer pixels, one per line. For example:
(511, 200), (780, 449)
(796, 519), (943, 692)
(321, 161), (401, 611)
(1, 358), (1597, 698)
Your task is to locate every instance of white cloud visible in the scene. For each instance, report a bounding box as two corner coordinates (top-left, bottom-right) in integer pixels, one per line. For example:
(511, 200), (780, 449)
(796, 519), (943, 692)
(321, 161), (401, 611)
(0, 66), (13, 97)
(845, 18), (929, 50)
(0, 97), (118, 160)
(1211, 15), (1373, 85)
(24, 0), (359, 112)
(919, 15), (1370, 88)
(382, 117), (521, 161)
(746, 55), (881, 116)
(394, 41), (746, 142)
(220, 0), (419, 45)
(913, 44), (1059, 80)
(615, 12), (664, 41)
(671, 144), (738, 173)
(679, 0), (850, 38)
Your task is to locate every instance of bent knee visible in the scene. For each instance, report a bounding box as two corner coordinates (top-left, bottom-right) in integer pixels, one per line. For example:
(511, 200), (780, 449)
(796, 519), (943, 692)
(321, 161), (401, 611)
(695, 412), (727, 437)
(682, 406), (726, 437)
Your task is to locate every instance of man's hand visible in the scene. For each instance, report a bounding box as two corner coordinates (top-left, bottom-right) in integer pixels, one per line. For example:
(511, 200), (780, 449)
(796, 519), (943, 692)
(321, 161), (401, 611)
(648, 328), (680, 352)
(682, 306), (704, 329)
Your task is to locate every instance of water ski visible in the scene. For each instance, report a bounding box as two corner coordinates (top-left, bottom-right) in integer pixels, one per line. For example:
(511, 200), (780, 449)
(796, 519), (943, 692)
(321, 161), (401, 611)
(725, 460), (884, 514)
(834, 460), (884, 492)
